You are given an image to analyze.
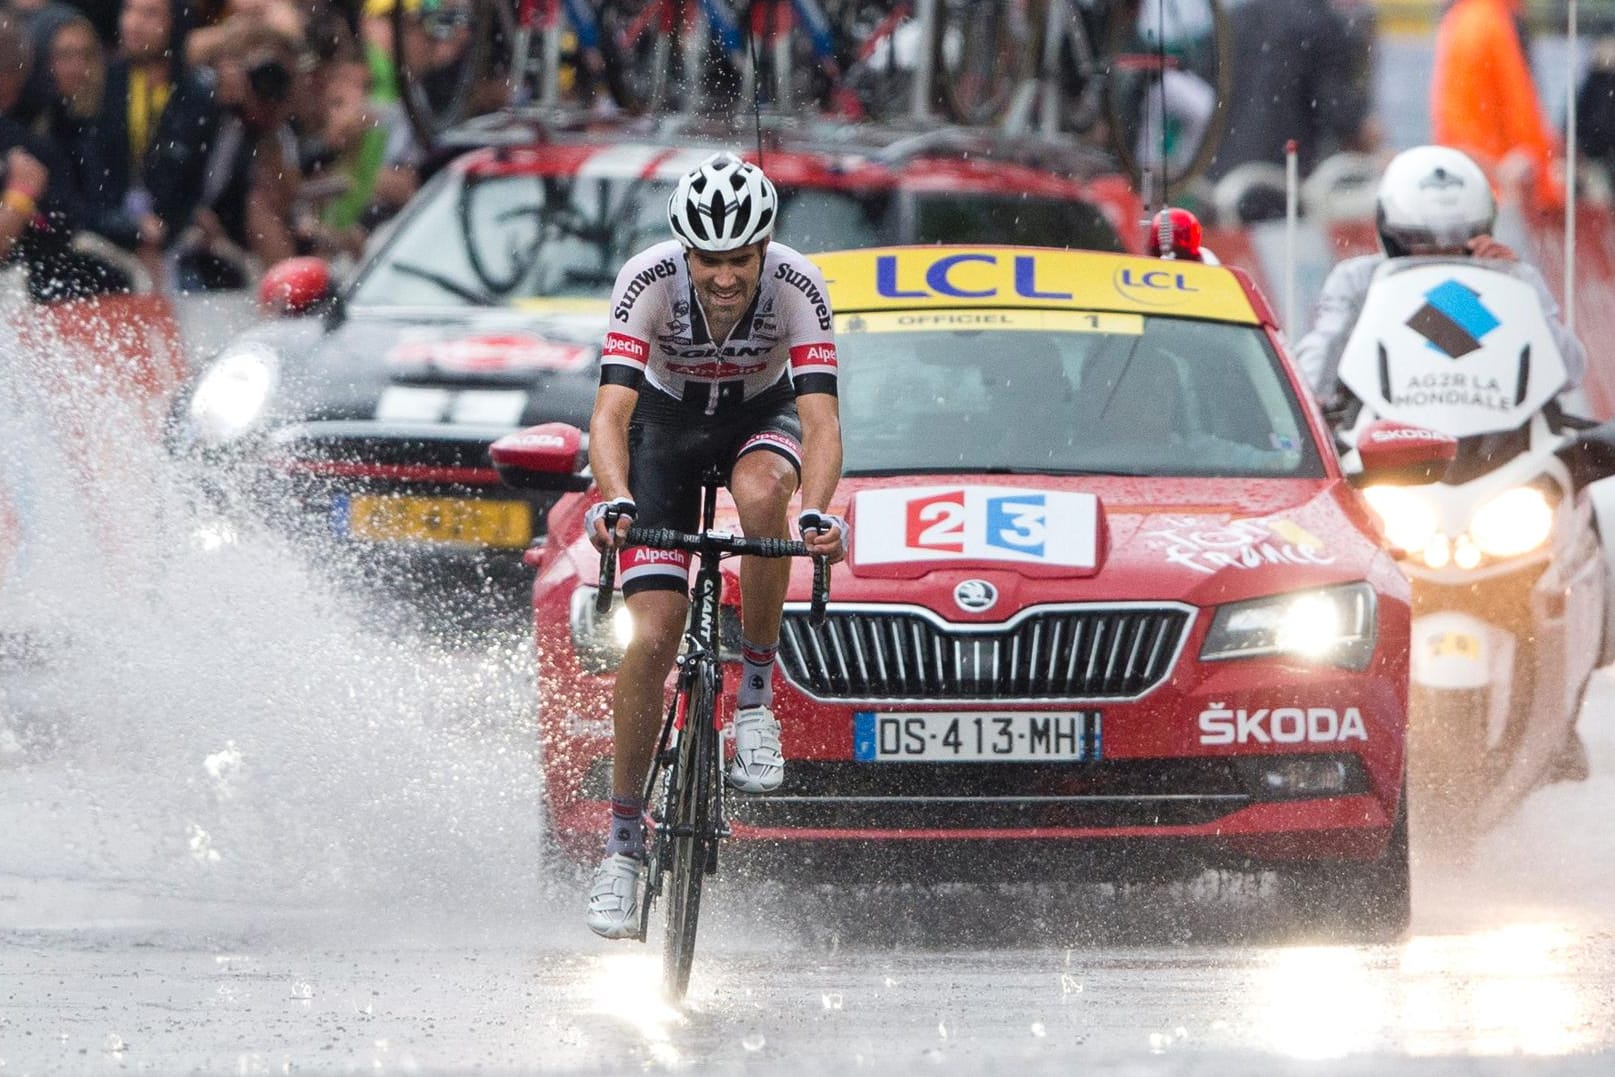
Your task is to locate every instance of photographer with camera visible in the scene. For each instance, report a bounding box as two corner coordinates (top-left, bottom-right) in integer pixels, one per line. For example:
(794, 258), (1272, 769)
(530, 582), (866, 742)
(165, 20), (303, 289)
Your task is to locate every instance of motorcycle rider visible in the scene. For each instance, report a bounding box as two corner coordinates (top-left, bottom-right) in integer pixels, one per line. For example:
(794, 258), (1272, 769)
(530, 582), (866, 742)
(1297, 143), (1592, 783)
(1295, 144), (1585, 414)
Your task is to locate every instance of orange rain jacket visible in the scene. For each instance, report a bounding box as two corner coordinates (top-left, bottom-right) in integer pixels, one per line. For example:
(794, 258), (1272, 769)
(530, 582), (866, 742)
(1430, 0), (1564, 210)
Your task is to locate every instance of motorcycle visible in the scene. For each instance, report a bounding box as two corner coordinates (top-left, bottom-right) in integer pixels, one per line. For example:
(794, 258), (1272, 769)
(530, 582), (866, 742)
(1334, 257), (1615, 844)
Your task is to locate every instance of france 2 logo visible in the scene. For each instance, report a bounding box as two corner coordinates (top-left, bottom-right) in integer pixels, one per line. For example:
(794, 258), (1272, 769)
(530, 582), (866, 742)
(859, 486), (1099, 567)
(906, 490), (1048, 557)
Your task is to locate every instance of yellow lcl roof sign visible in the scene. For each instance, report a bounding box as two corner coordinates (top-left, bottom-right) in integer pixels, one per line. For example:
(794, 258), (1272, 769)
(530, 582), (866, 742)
(811, 246), (1261, 324)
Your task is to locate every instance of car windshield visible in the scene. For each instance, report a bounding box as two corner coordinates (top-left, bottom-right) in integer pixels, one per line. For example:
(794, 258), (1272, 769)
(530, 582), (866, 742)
(349, 171), (887, 307)
(911, 193), (1126, 252)
(837, 310), (1323, 478)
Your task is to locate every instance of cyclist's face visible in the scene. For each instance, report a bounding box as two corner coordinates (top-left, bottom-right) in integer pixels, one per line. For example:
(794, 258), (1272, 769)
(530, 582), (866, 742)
(687, 241), (767, 324)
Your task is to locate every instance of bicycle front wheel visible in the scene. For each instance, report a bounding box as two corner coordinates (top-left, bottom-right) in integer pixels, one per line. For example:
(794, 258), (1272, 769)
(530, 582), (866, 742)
(597, 0), (681, 114)
(661, 660), (719, 1001)
(933, 0), (1038, 125)
(392, 0), (516, 151)
(1100, 0), (1230, 197)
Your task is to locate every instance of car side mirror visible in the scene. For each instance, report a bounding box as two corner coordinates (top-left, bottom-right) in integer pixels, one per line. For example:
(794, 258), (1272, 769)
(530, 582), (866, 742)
(490, 422), (591, 492)
(1349, 419), (1457, 487)
(259, 256), (334, 316)
(1554, 419), (1615, 493)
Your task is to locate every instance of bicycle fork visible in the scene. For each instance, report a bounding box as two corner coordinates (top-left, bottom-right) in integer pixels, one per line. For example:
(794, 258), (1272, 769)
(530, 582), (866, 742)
(636, 649), (728, 941)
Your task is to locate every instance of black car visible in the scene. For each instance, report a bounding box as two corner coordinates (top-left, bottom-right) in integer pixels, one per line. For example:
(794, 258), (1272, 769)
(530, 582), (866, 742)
(169, 116), (1135, 621)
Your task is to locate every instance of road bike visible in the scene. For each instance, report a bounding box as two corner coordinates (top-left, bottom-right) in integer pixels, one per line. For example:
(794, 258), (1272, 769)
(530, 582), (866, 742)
(392, 0), (926, 147)
(633, 0), (921, 120)
(594, 473), (828, 999)
(930, 0), (1229, 193)
(391, 0), (634, 148)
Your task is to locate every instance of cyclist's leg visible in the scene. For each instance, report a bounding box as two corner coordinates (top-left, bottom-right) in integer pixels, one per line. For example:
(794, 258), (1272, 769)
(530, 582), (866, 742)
(721, 390), (802, 792)
(588, 396), (708, 938)
(610, 397), (710, 802)
(726, 388), (802, 673)
(611, 591), (687, 799)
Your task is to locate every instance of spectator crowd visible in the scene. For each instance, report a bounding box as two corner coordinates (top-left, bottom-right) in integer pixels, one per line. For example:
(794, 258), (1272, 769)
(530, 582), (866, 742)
(0, 0), (421, 302)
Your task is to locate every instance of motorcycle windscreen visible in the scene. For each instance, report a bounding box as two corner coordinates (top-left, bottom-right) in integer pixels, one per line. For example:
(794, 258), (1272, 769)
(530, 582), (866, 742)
(1337, 261), (1568, 439)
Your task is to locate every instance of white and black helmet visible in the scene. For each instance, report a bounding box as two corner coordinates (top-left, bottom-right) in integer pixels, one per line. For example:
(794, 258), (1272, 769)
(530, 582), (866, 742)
(667, 152), (778, 252)
(1375, 145), (1496, 257)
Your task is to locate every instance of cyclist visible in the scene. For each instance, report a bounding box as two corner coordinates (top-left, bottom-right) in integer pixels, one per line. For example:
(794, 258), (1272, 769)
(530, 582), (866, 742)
(583, 152), (848, 939)
(1295, 144), (1585, 412)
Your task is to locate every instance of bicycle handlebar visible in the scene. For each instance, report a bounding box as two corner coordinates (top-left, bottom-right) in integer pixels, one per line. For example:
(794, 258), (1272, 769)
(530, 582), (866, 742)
(595, 526), (831, 627)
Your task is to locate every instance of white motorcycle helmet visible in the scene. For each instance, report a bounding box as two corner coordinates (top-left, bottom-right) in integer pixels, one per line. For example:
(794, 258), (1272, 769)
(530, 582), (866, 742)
(1375, 145), (1496, 258)
(667, 152), (778, 252)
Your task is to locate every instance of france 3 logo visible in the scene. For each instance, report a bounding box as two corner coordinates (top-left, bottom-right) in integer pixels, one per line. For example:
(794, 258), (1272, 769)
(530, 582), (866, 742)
(854, 486), (1099, 567)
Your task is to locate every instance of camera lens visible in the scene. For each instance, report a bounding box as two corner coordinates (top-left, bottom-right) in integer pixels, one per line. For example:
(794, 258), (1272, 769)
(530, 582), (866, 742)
(246, 57), (291, 103)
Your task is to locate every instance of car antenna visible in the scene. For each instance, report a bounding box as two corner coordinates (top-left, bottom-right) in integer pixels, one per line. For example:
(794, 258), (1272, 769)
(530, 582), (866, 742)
(1153, 0), (1168, 215)
(748, 28), (765, 170)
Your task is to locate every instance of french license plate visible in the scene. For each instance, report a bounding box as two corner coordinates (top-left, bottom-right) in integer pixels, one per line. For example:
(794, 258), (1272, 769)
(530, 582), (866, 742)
(853, 711), (1101, 763)
(339, 494), (531, 548)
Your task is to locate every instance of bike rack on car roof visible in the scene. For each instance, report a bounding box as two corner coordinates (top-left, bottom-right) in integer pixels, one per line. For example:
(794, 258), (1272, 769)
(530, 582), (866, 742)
(431, 106), (1123, 183)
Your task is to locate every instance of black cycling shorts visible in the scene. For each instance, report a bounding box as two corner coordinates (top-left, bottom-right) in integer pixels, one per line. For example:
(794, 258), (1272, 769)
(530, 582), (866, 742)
(619, 379), (803, 596)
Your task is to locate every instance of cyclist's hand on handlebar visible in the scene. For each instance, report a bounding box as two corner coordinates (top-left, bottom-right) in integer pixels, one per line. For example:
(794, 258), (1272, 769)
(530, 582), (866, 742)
(584, 497), (636, 550)
(797, 510), (849, 564)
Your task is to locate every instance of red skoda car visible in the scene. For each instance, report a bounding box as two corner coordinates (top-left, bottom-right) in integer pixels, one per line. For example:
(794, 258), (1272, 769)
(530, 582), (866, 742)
(501, 243), (1454, 938)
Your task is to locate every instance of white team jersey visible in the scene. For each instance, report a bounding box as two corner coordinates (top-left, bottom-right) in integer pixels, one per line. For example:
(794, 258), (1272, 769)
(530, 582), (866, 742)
(599, 240), (838, 409)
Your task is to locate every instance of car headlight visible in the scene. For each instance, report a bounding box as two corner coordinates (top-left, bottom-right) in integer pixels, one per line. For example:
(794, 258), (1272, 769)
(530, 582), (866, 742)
(1468, 485), (1555, 558)
(570, 584), (635, 674)
(567, 583), (743, 673)
(188, 345), (278, 444)
(1360, 484), (1439, 554)
(1201, 582), (1377, 670)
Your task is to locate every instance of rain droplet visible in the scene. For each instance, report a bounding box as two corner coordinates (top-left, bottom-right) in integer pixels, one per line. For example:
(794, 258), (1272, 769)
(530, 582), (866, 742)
(102, 1033), (127, 1054)
(741, 1033), (765, 1052)
(290, 982), (314, 1000)
(820, 992), (843, 1011)
(937, 1020), (949, 1040)
(1059, 974), (1083, 995)
(1030, 1021), (1047, 1038)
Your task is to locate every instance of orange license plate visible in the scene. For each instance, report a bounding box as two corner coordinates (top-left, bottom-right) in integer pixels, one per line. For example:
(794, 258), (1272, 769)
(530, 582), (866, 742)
(346, 495), (531, 548)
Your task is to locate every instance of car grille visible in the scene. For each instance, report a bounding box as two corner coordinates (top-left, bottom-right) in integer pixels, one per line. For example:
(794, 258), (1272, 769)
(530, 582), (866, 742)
(726, 759), (1250, 830)
(577, 754), (1370, 835)
(778, 604), (1192, 702)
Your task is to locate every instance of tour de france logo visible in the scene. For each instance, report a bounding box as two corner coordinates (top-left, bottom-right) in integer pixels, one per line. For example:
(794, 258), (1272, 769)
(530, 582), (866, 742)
(1406, 279), (1500, 359)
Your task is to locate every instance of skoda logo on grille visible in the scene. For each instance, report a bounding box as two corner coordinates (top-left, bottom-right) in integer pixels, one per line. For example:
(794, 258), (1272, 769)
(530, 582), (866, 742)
(954, 579), (997, 613)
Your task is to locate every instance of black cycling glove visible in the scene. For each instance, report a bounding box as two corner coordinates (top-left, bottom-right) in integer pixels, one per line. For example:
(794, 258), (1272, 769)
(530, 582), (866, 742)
(797, 510), (849, 544)
(585, 497), (637, 541)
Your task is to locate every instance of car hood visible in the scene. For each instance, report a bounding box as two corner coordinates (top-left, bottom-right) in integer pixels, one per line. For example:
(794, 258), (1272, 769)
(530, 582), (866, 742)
(815, 474), (1381, 616)
(240, 300), (610, 433)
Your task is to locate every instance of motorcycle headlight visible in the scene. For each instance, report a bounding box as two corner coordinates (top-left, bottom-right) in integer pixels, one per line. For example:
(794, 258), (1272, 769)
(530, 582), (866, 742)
(1360, 484), (1439, 554)
(188, 345), (278, 444)
(1468, 485), (1555, 558)
(1201, 582), (1377, 670)
(569, 584), (635, 674)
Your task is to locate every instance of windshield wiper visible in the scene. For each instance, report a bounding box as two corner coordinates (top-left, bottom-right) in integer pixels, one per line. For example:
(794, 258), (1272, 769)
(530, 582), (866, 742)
(390, 262), (497, 305)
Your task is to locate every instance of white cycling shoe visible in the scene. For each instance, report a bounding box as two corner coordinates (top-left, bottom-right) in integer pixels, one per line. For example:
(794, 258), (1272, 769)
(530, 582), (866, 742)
(585, 853), (643, 940)
(727, 705), (785, 793)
